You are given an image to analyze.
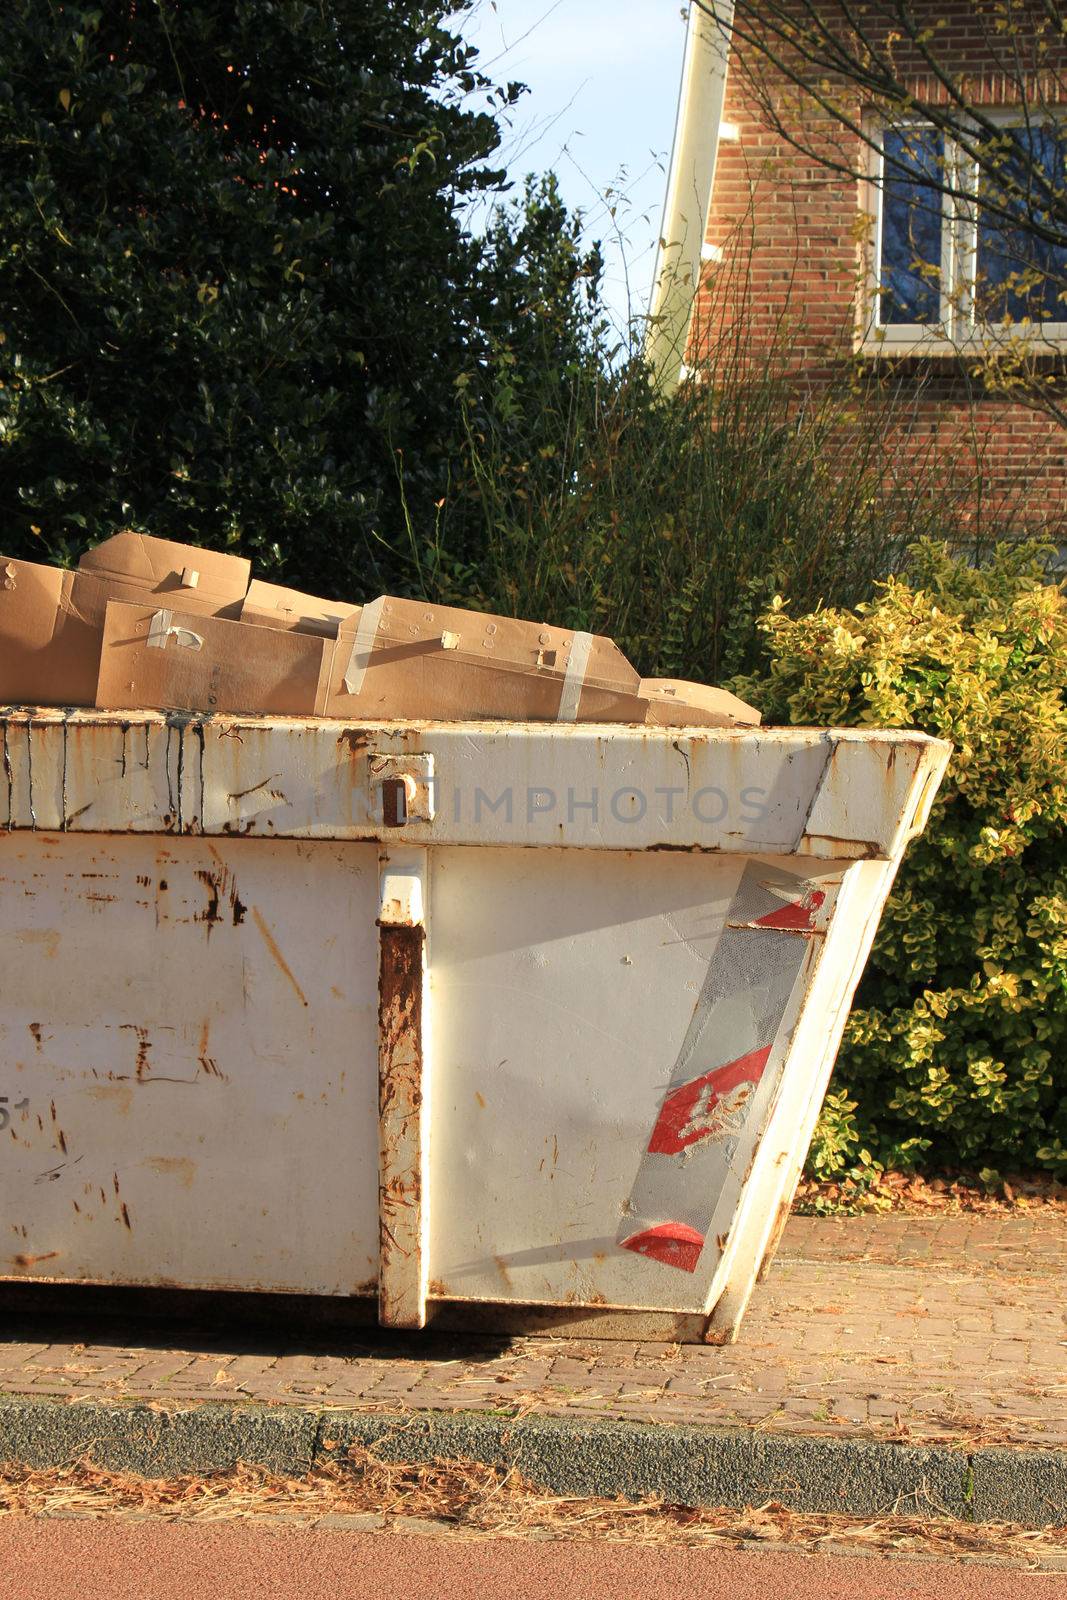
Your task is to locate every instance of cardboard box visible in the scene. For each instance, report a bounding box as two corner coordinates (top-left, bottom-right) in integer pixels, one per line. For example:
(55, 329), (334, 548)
(323, 596), (646, 722)
(2, 532), (759, 728)
(0, 556), (104, 706)
(96, 601), (333, 717)
(640, 678), (761, 729)
(240, 578), (360, 638)
(0, 535), (251, 708)
(92, 591), (764, 730)
(95, 594), (646, 723)
(78, 532), (250, 618)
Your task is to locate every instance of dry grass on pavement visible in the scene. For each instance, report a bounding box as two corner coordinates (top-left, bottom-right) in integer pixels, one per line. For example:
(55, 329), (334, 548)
(0, 1449), (1064, 1570)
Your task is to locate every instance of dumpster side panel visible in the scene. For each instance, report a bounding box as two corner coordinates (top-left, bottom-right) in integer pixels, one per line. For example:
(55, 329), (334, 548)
(425, 847), (847, 1314)
(0, 833), (380, 1295)
(705, 857), (899, 1342)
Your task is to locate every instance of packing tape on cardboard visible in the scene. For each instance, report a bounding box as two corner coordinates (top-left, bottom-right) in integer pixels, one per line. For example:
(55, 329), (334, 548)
(146, 608), (204, 652)
(557, 630), (593, 722)
(342, 596), (385, 695)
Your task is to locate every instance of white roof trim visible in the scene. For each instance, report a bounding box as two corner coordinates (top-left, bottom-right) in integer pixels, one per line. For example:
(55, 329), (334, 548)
(644, 2), (735, 391)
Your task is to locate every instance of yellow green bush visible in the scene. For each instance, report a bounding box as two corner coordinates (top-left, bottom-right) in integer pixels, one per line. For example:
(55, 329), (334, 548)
(737, 541), (1067, 1178)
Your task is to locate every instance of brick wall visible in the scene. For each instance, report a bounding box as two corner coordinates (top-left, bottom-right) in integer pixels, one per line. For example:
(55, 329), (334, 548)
(690, 2), (1067, 535)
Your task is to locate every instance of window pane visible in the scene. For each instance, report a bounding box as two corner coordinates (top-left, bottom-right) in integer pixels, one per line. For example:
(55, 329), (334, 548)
(878, 127), (944, 325)
(976, 123), (1067, 323)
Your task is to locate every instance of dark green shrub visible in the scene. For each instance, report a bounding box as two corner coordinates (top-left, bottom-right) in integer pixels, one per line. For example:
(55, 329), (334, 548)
(0, 1), (596, 593)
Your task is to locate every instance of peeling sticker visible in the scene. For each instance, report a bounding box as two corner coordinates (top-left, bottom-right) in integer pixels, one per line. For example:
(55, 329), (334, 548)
(646, 1046), (771, 1156)
(619, 1222), (705, 1273)
(619, 860), (833, 1271)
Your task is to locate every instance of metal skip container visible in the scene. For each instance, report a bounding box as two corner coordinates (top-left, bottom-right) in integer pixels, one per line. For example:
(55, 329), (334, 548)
(0, 709), (950, 1343)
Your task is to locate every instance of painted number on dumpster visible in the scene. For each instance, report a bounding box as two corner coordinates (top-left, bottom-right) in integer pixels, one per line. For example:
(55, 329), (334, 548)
(0, 1098), (30, 1131)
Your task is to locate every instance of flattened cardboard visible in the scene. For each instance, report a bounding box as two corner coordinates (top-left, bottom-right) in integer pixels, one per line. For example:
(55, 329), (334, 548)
(325, 597), (644, 722)
(241, 578), (361, 638)
(640, 678), (761, 729)
(79, 532), (250, 617)
(1, 534), (254, 709)
(0, 556), (103, 706)
(4, 535), (763, 731)
(95, 601), (332, 717)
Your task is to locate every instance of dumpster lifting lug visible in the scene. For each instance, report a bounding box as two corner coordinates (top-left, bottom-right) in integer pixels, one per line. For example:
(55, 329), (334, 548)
(368, 753), (435, 828)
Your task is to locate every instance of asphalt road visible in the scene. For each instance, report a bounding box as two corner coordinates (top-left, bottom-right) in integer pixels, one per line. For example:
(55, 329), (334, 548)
(3, 1522), (1065, 1600)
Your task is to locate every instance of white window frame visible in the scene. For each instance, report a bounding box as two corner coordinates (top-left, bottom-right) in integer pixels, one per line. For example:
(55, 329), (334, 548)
(859, 110), (1067, 356)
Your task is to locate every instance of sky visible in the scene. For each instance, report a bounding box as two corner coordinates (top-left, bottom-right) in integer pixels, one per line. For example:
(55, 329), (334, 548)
(458, 0), (690, 333)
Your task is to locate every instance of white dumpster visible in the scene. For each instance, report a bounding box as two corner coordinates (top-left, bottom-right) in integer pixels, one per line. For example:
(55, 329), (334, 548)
(0, 709), (949, 1343)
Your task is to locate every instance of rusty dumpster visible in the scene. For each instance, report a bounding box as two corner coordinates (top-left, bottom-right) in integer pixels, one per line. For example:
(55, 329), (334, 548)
(0, 709), (950, 1343)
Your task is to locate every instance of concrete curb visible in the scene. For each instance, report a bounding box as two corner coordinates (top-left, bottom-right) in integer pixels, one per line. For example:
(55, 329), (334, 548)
(0, 1397), (1063, 1529)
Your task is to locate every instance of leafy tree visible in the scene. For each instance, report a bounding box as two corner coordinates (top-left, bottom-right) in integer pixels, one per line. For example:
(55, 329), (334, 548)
(0, 0), (536, 591)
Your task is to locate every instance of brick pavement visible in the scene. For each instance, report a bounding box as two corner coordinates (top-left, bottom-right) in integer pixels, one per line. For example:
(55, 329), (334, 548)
(0, 1213), (1063, 1452)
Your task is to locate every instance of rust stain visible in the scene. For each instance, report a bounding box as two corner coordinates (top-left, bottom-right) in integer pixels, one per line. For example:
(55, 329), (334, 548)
(757, 1194), (794, 1283)
(120, 1203), (132, 1230)
(377, 921), (425, 1327)
(337, 729), (371, 757)
(87, 1083), (134, 1114)
(202, 848), (246, 924)
(10, 1252), (59, 1269)
(492, 1255), (512, 1289)
(226, 773), (282, 803)
(144, 1156), (195, 1189)
(119, 1024), (152, 1079)
(198, 1019), (210, 1058)
(251, 906), (308, 1007)
(195, 869), (223, 927)
(799, 833), (881, 859)
(28, 1023), (43, 1050)
(57, 1130), (67, 1154)
(428, 1279), (448, 1298)
(644, 842), (711, 854)
(474, 1091), (486, 1109)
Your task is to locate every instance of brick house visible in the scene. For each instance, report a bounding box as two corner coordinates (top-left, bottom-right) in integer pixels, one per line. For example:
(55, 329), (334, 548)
(647, 2), (1067, 532)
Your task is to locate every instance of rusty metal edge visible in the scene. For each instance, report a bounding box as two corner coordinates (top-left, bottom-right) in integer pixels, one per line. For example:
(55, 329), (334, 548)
(377, 922), (427, 1331)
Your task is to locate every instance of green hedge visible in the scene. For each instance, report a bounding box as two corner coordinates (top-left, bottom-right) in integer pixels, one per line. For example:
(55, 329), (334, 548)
(736, 542), (1067, 1179)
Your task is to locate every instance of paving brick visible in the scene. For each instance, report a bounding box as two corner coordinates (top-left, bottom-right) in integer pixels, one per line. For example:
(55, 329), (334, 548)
(0, 1213), (1059, 1452)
